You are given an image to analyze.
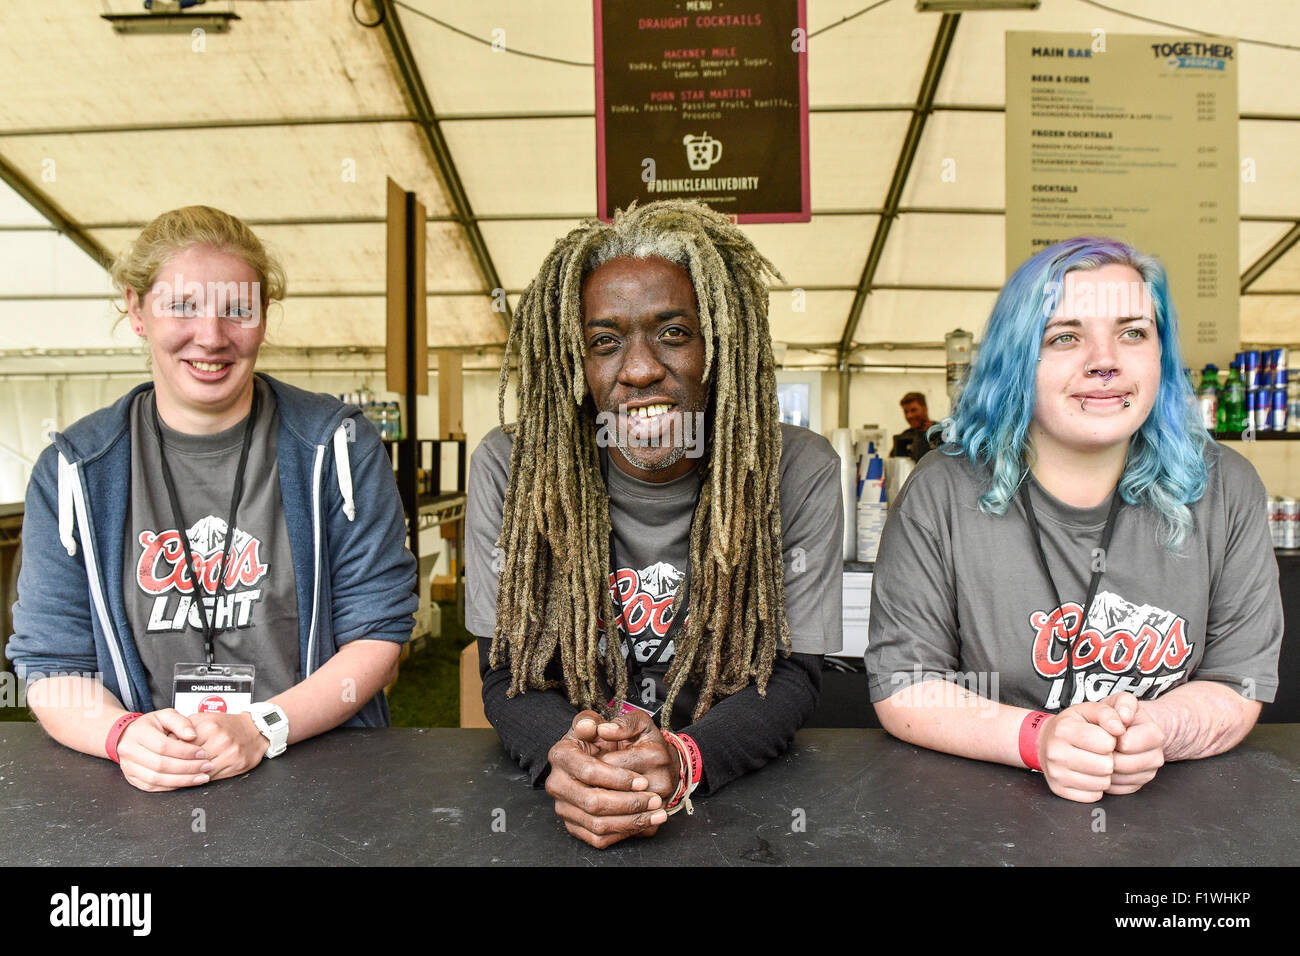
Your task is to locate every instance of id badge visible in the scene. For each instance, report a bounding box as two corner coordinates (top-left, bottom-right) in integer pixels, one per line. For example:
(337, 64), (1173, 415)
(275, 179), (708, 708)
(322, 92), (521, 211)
(173, 663), (255, 716)
(608, 696), (664, 720)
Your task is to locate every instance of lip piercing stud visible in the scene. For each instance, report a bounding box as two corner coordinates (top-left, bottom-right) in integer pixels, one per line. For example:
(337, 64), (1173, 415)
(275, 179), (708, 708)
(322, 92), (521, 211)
(1122, 398), (1130, 408)
(1080, 397), (1087, 411)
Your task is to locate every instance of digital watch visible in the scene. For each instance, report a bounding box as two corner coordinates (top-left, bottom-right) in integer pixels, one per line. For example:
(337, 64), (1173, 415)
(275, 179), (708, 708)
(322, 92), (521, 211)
(247, 702), (289, 758)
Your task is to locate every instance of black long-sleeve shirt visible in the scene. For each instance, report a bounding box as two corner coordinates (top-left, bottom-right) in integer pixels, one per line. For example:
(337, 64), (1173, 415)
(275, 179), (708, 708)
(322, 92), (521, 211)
(479, 637), (822, 794)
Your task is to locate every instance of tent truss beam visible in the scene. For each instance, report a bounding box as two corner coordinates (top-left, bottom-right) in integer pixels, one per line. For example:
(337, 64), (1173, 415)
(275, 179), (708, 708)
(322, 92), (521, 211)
(1241, 222), (1300, 292)
(377, 0), (510, 330)
(0, 152), (112, 271)
(6, 108), (1297, 138)
(836, 12), (961, 425)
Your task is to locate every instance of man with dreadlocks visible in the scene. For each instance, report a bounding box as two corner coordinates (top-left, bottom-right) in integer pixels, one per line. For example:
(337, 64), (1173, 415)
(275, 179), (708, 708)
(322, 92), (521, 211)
(466, 200), (843, 848)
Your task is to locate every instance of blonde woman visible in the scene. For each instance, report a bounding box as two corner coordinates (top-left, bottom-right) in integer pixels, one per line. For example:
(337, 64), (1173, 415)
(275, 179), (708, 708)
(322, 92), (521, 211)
(8, 206), (417, 791)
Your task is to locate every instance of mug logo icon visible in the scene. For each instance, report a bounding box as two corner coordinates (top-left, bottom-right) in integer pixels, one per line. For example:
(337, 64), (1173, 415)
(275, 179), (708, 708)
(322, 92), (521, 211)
(682, 132), (723, 171)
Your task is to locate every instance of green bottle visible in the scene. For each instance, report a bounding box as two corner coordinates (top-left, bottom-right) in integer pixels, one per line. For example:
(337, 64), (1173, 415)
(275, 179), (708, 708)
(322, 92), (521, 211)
(1198, 364), (1219, 432)
(1222, 366), (1245, 432)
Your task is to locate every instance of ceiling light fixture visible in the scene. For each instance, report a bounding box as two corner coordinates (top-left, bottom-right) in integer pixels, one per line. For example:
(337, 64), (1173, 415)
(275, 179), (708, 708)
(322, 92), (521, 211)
(102, 1), (239, 35)
(916, 1), (1041, 11)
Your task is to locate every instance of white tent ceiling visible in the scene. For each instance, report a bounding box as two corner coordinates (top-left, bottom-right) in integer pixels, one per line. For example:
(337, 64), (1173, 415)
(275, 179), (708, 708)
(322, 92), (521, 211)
(1, 0), (1297, 375)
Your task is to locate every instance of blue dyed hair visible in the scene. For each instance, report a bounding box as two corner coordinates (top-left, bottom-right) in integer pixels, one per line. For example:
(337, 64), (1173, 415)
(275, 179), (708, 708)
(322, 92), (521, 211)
(939, 237), (1210, 550)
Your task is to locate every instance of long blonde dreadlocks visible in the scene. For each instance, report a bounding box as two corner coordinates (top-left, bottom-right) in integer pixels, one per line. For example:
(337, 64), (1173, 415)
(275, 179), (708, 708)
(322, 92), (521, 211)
(491, 200), (789, 727)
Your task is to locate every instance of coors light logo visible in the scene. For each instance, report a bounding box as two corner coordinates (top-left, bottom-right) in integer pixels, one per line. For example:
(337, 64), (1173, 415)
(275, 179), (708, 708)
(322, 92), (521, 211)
(598, 561), (688, 664)
(136, 516), (268, 633)
(1030, 590), (1193, 709)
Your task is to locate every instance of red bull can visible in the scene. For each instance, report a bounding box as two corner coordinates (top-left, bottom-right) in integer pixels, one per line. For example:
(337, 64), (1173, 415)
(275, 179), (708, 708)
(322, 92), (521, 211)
(1244, 350), (1260, 389)
(1247, 389), (1267, 431)
(1281, 497), (1299, 549)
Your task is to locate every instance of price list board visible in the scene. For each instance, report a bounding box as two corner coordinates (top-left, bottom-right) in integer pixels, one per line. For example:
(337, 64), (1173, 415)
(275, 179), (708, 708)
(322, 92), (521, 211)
(594, 0), (810, 222)
(1006, 32), (1240, 369)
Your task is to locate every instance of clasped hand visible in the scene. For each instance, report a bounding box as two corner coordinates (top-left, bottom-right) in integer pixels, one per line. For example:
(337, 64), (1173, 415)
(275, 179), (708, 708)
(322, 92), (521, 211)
(545, 708), (680, 849)
(1038, 692), (1166, 802)
(115, 708), (269, 792)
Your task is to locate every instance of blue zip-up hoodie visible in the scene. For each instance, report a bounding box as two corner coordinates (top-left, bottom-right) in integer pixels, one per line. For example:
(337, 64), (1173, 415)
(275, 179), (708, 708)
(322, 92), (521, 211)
(7, 373), (418, 727)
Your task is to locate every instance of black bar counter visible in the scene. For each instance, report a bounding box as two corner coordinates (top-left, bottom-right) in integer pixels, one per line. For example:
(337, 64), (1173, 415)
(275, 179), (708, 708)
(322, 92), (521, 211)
(2, 724), (1295, 866)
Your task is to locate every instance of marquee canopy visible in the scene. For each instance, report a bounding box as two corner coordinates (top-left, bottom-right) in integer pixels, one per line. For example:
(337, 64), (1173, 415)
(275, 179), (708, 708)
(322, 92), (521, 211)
(1, 0), (1297, 377)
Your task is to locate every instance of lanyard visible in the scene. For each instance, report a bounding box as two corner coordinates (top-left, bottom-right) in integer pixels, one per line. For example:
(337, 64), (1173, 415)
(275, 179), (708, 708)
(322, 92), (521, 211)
(153, 388), (260, 665)
(1018, 476), (1122, 711)
(600, 450), (702, 673)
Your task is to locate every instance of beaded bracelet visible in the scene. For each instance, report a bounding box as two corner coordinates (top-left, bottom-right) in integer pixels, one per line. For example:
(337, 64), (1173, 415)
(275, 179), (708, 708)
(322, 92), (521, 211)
(661, 730), (702, 816)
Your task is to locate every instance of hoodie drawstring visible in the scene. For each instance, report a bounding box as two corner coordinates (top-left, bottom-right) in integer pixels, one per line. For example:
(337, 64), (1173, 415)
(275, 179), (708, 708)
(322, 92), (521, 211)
(333, 423), (356, 522)
(57, 452), (77, 556)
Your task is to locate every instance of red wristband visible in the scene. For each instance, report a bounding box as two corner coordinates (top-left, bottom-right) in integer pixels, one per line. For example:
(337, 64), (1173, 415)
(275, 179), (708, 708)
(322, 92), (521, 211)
(105, 713), (144, 764)
(1018, 710), (1050, 772)
(677, 732), (703, 786)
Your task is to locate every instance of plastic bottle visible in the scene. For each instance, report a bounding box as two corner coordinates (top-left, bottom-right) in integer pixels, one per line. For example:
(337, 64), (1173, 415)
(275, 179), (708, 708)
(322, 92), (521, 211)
(1221, 366), (1245, 433)
(1197, 364), (1219, 431)
(390, 402), (403, 441)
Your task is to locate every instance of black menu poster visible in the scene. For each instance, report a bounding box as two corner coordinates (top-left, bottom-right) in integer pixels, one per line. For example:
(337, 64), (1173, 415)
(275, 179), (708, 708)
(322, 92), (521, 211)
(595, 0), (810, 222)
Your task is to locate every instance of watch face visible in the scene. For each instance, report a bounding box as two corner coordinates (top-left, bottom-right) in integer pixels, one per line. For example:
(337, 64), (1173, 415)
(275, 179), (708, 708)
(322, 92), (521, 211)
(262, 711), (282, 725)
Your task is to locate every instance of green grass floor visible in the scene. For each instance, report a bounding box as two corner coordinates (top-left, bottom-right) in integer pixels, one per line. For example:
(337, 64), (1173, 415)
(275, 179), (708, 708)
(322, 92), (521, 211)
(0, 602), (477, 728)
(388, 602), (478, 728)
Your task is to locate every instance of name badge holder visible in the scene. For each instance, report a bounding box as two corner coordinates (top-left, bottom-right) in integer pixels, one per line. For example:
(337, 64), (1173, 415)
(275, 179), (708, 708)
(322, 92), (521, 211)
(173, 663), (255, 716)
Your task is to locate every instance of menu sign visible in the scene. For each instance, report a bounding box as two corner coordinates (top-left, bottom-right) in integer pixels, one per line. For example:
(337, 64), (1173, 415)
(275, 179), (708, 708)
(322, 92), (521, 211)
(1006, 32), (1239, 369)
(594, 0), (810, 222)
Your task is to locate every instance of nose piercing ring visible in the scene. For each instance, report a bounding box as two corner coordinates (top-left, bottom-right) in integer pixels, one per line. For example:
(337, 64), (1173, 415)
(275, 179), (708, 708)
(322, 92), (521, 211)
(1086, 367), (1116, 383)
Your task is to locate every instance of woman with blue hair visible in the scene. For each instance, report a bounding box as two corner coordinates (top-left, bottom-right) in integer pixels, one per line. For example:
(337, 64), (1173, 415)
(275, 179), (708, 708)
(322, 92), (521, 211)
(866, 237), (1282, 803)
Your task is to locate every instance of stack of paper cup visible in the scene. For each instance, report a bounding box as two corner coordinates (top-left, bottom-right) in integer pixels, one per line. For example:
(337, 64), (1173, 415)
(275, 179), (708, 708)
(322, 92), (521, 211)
(831, 428), (857, 561)
(884, 457), (914, 512)
(857, 455), (888, 562)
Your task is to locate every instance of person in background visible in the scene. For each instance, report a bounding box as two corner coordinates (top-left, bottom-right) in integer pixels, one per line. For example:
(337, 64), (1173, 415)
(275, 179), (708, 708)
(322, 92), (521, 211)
(467, 200), (843, 848)
(892, 391), (937, 461)
(867, 236), (1281, 803)
(7, 206), (417, 791)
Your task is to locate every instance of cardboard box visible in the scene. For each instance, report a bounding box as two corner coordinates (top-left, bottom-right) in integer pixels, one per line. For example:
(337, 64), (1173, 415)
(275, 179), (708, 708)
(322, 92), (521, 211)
(431, 574), (458, 603)
(460, 642), (490, 728)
